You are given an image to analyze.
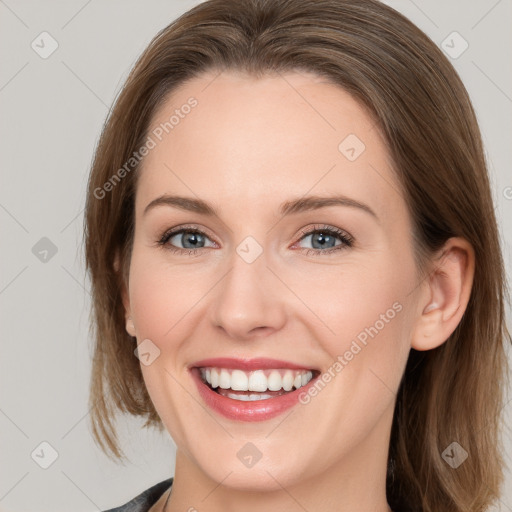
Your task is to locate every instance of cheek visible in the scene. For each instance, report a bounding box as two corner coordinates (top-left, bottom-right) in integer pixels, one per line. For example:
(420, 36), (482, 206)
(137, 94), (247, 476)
(128, 249), (211, 344)
(290, 252), (413, 346)
(290, 251), (416, 402)
(130, 266), (171, 340)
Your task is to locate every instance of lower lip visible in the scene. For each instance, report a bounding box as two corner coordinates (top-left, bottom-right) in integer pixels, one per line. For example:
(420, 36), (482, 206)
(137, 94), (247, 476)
(190, 368), (318, 422)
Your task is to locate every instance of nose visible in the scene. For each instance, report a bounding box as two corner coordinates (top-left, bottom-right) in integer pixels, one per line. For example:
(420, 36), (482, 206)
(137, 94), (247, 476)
(209, 245), (287, 341)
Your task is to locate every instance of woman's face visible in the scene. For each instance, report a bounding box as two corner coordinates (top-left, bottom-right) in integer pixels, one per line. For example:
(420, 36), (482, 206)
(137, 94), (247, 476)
(124, 70), (423, 491)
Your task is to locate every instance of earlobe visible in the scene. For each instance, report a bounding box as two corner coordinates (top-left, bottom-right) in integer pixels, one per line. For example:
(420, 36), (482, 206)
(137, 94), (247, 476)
(121, 287), (135, 337)
(412, 308), (444, 349)
(411, 238), (475, 351)
(114, 253), (120, 272)
(123, 294), (136, 338)
(114, 250), (135, 338)
(126, 317), (136, 337)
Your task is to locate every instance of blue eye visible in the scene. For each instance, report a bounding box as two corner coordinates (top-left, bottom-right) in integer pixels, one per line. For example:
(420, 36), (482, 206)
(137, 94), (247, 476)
(157, 224), (354, 256)
(158, 226), (215, 256)
(295, 224), (354, 256)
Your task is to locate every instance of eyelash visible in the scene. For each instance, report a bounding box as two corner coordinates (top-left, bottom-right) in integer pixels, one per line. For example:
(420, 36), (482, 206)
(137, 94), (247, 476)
(156, 224), (354, 257)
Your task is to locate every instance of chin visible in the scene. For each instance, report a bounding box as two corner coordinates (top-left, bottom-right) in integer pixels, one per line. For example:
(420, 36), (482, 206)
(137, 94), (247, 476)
(204, 463), (302, 493)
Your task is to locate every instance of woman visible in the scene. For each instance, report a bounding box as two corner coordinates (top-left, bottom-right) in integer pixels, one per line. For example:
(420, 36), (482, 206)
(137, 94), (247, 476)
(84, 0), (510, 511)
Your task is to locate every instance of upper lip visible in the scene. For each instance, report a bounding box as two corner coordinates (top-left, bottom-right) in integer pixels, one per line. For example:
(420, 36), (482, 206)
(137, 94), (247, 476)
(191, 357), (318, 372)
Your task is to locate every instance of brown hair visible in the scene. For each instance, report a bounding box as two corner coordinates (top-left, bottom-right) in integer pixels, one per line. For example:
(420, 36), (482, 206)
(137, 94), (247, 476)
(83, 0), (510, 510)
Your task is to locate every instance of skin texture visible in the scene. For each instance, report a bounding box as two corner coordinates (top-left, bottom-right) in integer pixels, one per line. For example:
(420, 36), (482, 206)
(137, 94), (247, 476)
(120, 70), (475, 512)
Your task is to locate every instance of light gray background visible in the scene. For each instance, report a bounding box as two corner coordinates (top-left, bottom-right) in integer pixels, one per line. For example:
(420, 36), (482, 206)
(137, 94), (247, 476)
(0, 0), (511, 510)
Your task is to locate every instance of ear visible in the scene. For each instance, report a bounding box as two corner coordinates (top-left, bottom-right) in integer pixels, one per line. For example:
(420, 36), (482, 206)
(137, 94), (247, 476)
(411, 237), (475, 351)
(114, 251), (136, 338)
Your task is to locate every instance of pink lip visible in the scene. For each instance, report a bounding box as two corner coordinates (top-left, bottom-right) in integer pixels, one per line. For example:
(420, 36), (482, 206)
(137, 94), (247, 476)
(189, 358), (319, 422)
(191, 357), (316, 371)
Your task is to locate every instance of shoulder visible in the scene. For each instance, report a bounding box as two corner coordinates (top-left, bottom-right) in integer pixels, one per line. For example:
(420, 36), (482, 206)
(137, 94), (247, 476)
(102, 478), (173, 512)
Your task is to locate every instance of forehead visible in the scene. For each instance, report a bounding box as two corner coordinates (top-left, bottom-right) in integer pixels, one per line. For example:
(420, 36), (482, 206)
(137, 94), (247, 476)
(136, 70), (405, 225)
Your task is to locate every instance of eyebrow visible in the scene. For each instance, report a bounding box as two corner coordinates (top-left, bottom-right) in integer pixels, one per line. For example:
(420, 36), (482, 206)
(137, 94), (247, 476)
(143, 194), (378, 221)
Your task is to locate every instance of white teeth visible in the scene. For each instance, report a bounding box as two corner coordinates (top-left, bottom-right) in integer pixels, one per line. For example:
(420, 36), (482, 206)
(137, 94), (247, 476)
(210, 368), (219, 388)
(282, 371), (294, 391)
(199, 367), (314, 393)
(248, 370), (268, 392)
(224, 392), (274, 401)
(230, 370), (249, 391)
(219, 369), (231, 389)
(267, 370), (282, 391)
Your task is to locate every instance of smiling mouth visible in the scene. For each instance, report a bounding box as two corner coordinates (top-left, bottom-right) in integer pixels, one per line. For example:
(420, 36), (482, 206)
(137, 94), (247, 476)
(197, 367), (320, 401)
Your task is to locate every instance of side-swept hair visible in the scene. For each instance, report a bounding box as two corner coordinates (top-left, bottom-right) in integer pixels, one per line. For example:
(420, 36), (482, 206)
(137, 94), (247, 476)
(84, 1), (510, 510)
